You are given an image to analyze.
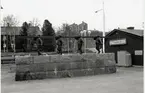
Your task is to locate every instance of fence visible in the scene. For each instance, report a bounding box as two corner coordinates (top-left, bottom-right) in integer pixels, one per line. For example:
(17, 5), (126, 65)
(1, 35), (103, 53)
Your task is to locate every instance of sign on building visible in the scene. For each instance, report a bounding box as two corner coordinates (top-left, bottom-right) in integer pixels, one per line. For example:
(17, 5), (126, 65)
(109, 38), (127, 46)
(135, 50), (143, 55)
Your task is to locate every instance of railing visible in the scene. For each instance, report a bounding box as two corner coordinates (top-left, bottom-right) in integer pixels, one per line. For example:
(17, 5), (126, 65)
(1, 35), (104, 53)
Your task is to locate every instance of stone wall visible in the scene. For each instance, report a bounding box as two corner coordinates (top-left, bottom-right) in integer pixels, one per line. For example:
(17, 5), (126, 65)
(15, 53), (116, 81)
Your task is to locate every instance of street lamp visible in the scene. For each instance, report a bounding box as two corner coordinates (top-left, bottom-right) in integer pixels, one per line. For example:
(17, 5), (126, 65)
(95, 1), (105, 53)
(3, 35), (6, 52)
(87, 30), (91, 52)
(80, 30), (84, 36)
(95, 9), (103, 13)
(88, 30), (91, 36)
(84, 30), (87, 54)
(80, 30), (86, 53)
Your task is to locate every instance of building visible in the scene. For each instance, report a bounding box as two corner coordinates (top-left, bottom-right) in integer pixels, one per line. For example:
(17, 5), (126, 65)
(1, 26), (41, 36)
(105, 27), (143, 66)
(69, 21), (88, 34)
(69, 23), (79, 32)
(1, 26), (41, 52)
(78, 21), (88, 32)
(69, 23), (79, 35)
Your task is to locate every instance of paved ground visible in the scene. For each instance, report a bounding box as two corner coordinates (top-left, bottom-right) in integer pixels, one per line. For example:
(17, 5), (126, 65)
(1, 64), (143, 93)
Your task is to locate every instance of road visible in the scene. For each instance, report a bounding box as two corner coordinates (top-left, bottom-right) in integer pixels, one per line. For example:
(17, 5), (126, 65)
(1, 64), (143, 93)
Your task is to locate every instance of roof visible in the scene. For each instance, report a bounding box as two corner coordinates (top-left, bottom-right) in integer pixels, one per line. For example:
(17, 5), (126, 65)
(1, 27), (21, 35)
(120, 29), (143, 36)
(1, 26), (42, 35)
(106, 29), (144, 37)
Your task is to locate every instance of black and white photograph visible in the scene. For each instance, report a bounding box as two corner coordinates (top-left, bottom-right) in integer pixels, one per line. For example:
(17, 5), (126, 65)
(0, 0), (144, 93)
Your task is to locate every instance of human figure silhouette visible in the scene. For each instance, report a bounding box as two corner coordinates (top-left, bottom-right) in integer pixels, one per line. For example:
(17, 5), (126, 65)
(36, 35), (43, 55)
(94, 36), (102, 54)
(77, 37), (84, 54)
(56, 36), (63, 55)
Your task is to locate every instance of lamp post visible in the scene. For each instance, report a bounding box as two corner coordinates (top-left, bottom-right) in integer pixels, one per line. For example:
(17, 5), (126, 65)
(84, 30), (87, 54)
(87, 30), (91, 52)
(95, 1), (105, 53)
(3, 35), (6, 52)
(88, 30), (91, 36)
(12, 28), (16, 53)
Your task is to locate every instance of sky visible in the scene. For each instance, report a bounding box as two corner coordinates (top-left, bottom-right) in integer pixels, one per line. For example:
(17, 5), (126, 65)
(1, 0), (144, 32)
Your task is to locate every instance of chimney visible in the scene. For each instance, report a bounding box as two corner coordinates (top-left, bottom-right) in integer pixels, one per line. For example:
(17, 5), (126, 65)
(127, 27), (134, 30)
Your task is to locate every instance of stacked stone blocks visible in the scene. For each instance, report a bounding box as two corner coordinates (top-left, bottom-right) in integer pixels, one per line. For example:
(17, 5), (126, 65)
(15, 53), (116, 81)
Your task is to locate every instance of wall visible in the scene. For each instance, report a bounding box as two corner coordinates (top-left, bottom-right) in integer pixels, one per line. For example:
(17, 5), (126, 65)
(15, 53), (116, 81)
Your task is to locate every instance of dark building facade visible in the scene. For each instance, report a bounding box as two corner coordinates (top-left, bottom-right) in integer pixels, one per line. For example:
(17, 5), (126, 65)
(105, 28), (143, 66)
(69, 21), (88, 34)
(1, 26), (41, 52)
(78, 21), (88, 32)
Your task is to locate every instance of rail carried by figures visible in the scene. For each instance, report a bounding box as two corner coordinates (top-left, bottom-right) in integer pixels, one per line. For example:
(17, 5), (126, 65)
(1, 35), (104, 55)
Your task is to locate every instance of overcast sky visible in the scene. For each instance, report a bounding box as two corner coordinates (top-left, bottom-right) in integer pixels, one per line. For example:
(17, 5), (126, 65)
(1, 0), (144, 31)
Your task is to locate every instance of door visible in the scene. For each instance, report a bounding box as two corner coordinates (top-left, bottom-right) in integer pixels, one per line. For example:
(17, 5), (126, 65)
(133, 50), (143, 66)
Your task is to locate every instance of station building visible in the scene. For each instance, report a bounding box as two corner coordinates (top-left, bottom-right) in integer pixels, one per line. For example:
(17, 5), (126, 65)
(105, 27), (143, 66)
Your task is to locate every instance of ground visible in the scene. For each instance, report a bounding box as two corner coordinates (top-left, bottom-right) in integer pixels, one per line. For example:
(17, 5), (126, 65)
(1, 64), (143, 93)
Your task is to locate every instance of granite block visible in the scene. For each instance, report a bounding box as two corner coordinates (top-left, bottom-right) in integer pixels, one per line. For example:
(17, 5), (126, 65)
(33, 56), (51, 63)
(56, 63), (70, 71)
(103, 59), (116, 66)
(46, 71), (57, 78)
(15, 72), (34, 81)
(59, 55), (74, 62)
(57, 71), (72, 78)
(48, 55), (61, 62)
(69, 69), (88, 77)
(71, 62), (88, 69)
(15, 72), (24, 81)
(105, 66), (116, 73)
(45, 63), (57, 71)
(15, 53), (117, 81)
(87, 62), (97, 68)
(29, 73), (36, 80)
(82, 53), (97, 62)
(31, 63), (47, 72)
(70, 62), (78, 69)
(16, 65), (30, 73)
(82, 62), (89, 69)
(93, 67), (105, 75)
(35, 72), (47, 79)
(84, 69), (94, 76)
(30, 63), (56, 72)
(95, 59), (105, 67)
(15, 56), (34, 65)
(75, 62), (83, 69)
(50, 55), (73, 63)
(68, 54), (85, 62)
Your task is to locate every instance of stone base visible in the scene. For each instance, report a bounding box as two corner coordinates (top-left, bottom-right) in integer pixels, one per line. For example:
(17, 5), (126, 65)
(15, 53), (116, 81)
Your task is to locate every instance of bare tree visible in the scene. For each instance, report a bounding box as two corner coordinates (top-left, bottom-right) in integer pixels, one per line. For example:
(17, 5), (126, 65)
(2, 15), (19, 27)
(29, 18), (40, 27)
